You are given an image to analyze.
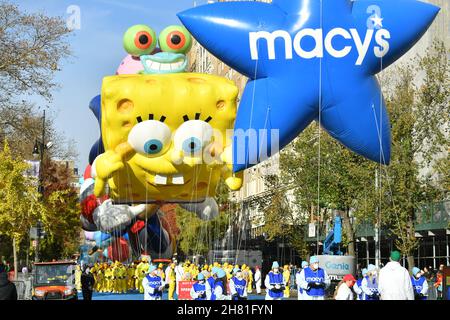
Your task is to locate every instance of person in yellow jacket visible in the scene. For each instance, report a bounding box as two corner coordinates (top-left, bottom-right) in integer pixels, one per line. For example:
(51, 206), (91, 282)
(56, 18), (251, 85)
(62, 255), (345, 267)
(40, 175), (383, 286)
(111, 261), (120, 293)
(183, 261), (191, 275)
(104, 263), (113, 293)
(136, 259), (149, 293)
(120, 263), (128, 293)
(246, 266), (253, 294)
(165, 262), (177, 300)
(157, 263), (166, 282)
(127, 263), (136, 291)
(190, 265), (199, 280)
(283, 265), (291, 298)
(75, 265), (82, 291)
(93, 263), (102, 292)
(100, 263), (108, 293)
(96, 264), (105, 293)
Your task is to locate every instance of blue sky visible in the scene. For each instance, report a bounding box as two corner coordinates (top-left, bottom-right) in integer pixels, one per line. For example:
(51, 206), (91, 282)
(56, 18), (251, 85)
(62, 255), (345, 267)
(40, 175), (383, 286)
(13, 0), (213, 172)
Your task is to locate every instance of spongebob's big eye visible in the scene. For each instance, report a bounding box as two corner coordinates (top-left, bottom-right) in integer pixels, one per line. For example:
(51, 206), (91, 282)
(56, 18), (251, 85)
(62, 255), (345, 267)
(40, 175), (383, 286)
(159, 25), (192, 54)
(174, 120), (213, 156)
(123, 25), (157, 56)
(128, 120), (171, 156)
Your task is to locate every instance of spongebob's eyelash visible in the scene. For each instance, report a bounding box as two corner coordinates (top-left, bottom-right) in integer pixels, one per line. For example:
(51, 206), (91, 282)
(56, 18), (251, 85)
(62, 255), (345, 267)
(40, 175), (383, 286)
(183, 114), (213, 123)
(136, 115), (166, 123)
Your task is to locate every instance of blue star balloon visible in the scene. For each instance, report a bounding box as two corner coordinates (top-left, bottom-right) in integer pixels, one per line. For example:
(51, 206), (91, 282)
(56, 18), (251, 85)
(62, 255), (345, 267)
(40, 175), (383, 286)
(178, 0), (440, 172)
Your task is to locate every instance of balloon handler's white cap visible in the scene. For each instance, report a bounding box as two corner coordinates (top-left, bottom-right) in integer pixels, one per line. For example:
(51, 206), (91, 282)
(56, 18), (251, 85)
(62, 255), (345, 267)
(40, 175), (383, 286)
(309, 256), (319, 264)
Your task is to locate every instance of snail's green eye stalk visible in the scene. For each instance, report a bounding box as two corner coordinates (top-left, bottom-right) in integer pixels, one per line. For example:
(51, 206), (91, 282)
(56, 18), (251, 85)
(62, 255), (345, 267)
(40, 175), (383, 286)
(123, 24), (157, 56)
(158, 25), (192, 54)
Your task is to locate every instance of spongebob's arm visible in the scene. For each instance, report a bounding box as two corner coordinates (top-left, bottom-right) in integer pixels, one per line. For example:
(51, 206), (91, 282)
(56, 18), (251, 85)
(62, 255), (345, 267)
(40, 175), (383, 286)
(93, 142), (135, 196)
(220, 145), (243, 191)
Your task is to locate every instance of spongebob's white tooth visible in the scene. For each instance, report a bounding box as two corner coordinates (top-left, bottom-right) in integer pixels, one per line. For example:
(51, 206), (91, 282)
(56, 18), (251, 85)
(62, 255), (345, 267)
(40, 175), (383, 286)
(172, 174), (184, 185)
(155, 175), (167, 185)
(151, 62), (160, 70)
(146, 60), (153, 69)
(160, 63), (171, 71)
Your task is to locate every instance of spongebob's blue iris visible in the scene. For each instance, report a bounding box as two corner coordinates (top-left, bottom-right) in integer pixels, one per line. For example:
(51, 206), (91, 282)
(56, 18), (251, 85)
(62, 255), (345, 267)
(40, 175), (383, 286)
(141, 52), (188, 74)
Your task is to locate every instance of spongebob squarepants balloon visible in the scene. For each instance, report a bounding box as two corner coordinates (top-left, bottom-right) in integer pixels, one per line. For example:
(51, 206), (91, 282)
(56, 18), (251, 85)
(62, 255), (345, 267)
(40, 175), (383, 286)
(92, 24), (243, 204)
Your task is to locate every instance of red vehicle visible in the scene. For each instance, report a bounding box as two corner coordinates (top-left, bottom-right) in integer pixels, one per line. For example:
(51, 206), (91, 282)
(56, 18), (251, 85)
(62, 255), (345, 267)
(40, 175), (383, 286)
(32, 261), (78, 300)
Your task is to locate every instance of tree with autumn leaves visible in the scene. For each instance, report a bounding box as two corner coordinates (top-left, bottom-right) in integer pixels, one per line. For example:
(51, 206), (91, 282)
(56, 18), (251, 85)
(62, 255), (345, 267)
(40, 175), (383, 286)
(0, 2), (77, 274)
(0, 142), (81, 278)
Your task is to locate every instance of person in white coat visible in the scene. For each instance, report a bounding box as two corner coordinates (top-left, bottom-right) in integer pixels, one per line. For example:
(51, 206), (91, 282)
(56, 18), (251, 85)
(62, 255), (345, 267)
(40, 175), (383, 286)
(174, 261), (184, 296)
(254, 266), (262, 294)
(298, 256), (330, 300)
(295, 261), (309, 300)
(378, 251), (414, 300)
(142, 265), (165, 300)
(334, 274), (356, 300)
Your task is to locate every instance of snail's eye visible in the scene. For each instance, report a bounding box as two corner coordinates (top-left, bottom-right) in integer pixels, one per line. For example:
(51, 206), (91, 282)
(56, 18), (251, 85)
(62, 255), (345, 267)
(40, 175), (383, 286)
(159, 25), (192, 54)
(123, 25), (157, 56)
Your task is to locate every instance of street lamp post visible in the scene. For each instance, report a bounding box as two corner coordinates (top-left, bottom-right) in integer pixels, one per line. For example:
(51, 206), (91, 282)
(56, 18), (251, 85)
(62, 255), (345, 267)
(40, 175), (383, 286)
(32, 110), (46, 263)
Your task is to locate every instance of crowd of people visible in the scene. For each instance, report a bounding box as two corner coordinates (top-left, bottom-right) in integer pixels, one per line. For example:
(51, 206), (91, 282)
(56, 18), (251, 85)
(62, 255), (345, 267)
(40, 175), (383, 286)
(75, 251), (448, 301)
(334, 251), (447, 300)
(2, 251), (447, 300)
(76, 258), (262, 300)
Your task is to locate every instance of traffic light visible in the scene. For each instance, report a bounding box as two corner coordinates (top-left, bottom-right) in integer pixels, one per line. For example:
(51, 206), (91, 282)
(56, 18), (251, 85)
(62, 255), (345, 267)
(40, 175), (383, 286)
(36, 220), (46, 239)
(38, 229), (46, 239)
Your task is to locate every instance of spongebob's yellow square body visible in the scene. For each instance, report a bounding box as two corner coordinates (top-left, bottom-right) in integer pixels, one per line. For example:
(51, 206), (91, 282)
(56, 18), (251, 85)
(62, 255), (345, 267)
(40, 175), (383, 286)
(100, 73), (238, 203)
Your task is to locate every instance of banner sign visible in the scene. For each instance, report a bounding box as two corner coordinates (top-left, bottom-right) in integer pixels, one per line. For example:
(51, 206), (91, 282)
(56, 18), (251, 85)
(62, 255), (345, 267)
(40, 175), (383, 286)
(178, 281), (195, 300)
(317, 255), (355, 278)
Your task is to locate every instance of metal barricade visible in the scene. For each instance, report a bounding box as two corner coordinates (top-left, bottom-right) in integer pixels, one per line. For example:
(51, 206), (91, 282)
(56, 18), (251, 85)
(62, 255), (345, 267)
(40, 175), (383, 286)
(12, 277), (32, 300)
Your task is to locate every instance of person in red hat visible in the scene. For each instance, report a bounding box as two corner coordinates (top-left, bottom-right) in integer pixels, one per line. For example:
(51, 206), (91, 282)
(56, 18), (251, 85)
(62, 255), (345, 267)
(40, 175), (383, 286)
(334, 274), (356, 300)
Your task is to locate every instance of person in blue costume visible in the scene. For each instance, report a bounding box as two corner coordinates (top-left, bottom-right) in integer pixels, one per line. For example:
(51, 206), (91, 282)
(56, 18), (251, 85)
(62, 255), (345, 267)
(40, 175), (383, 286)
(411, 267), (428, 300)
(190, 273), (207, 300)
(230, 268), (247, 300)
(298, 256), (330, 300)
(264, 261), (285, 300)
(142, 265), (165, 300)
(361, 264), (380, 300)
(353, 268), (368, 300)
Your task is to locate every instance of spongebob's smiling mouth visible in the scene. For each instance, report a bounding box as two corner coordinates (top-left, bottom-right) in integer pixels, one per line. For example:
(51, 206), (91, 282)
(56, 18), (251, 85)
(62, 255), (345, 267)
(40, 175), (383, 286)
(144, 59), (185, 73)
(140, 52), (187, 74)
(144, 172), (191, 186)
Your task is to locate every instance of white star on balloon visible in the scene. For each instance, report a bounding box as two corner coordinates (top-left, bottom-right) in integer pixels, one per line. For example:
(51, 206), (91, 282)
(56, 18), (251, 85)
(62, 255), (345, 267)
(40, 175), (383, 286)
(371, 14), (384, 28)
